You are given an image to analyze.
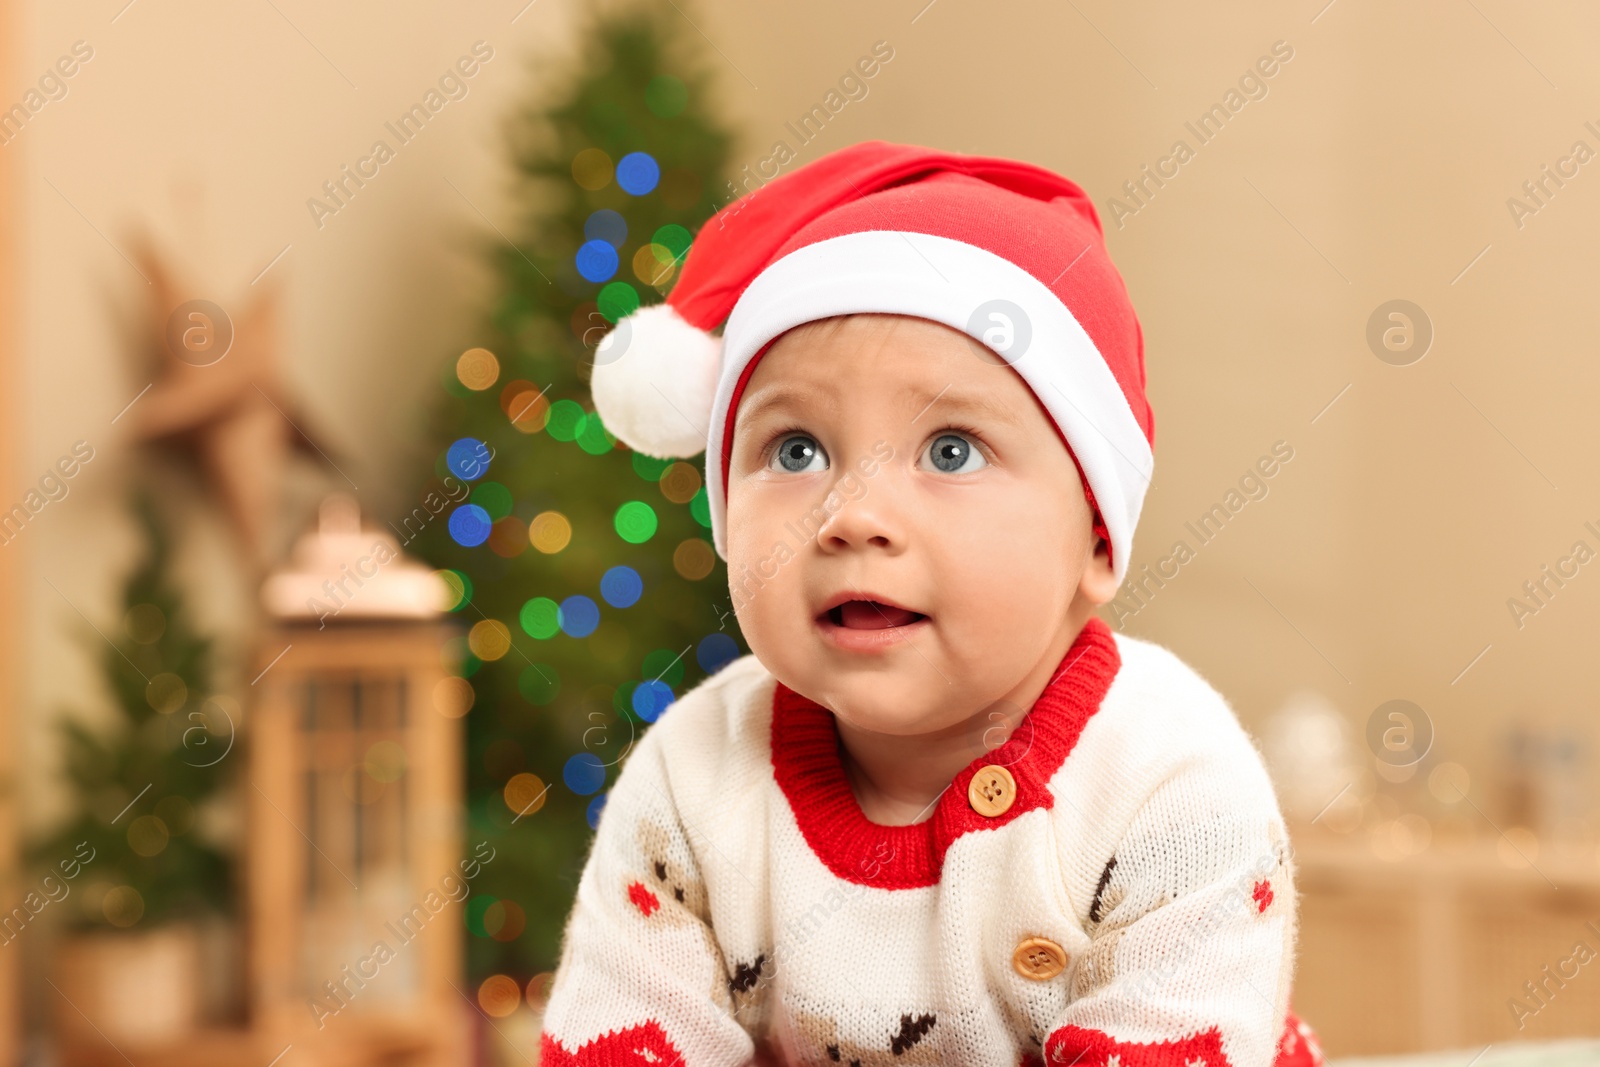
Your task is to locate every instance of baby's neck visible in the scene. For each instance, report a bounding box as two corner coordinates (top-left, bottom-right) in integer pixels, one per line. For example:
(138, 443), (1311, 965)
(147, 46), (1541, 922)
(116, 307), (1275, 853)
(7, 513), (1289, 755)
(834, 616), (1089, 826)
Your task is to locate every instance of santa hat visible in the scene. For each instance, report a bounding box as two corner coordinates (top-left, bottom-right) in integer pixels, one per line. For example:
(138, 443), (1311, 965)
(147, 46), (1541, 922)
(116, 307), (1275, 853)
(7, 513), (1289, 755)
(590, 141), (1155, 583)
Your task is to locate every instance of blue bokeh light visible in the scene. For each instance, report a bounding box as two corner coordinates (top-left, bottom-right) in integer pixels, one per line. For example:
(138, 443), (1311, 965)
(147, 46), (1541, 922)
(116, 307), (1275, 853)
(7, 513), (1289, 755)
(448, 504), (492, 547)
(446, 437), (491, 481)
(584, 209), (627, 247)
(615, 152), (660, 196)
(586, 793), (608, 829)
(564, 752), (606, 796)
(632, 679), (675, 723)
(600, 565), (643, 608)
(575, 239), (619, 283)
(558, 595), (600, 638)
(697, 632), (740, 674)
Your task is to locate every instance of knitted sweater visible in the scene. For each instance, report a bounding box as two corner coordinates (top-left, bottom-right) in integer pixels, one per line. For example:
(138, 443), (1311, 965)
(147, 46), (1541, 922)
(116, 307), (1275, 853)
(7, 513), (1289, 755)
(539, 617), (1324, 1067)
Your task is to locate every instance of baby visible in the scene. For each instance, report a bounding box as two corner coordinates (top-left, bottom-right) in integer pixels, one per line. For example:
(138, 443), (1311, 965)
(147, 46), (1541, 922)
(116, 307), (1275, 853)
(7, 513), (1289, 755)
(541, 142), (1323, 1067)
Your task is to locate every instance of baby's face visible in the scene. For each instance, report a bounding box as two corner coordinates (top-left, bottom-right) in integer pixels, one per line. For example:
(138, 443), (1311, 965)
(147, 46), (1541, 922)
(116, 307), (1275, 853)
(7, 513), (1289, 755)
(725, 314), (1117, 738)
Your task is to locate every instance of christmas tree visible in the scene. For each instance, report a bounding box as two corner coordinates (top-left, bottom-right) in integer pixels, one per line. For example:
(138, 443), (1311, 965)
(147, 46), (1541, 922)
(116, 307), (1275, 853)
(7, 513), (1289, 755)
(400, 0), (741, 980)
(31, 490), (233, 931)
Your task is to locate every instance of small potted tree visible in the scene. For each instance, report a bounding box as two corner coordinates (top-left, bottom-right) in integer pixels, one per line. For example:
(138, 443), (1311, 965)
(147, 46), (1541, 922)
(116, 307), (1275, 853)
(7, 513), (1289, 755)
(33, 490), (235, 1051)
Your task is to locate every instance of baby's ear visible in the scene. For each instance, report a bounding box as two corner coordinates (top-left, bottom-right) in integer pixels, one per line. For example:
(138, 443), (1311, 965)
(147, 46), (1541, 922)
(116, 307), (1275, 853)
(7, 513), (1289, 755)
(1076, 532), (1120, 607)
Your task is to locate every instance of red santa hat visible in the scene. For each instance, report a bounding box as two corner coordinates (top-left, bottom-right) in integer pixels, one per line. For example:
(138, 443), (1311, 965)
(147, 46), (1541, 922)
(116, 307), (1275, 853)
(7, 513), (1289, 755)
(590, 141), (1155, 583)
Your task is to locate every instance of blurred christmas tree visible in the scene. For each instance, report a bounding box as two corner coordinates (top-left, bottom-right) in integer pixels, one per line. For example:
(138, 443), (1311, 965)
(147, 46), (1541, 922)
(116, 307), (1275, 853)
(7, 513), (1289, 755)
(400, 1), (741, 979)
(33, 490), (233, 929)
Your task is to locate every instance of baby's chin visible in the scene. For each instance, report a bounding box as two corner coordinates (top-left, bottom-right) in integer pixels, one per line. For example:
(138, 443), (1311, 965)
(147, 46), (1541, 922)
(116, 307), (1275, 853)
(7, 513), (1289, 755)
(815, 684), (983, 741)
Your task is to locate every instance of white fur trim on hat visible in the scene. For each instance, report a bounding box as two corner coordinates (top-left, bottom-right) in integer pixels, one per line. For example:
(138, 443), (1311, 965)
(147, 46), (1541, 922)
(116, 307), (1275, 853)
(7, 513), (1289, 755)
(590, 302), (721, 459)
(708, 231), (1154, 584)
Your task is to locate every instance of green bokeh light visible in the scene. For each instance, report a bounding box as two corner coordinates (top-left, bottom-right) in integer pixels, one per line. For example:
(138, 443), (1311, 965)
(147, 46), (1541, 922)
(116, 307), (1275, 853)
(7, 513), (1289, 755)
(519, 597), (561, 639)
(613, 500), (658, 544)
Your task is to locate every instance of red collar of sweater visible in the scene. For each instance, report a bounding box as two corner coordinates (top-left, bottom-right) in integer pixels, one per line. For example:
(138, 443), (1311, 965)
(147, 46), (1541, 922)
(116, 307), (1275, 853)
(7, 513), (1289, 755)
(769, 616), (1122, 890)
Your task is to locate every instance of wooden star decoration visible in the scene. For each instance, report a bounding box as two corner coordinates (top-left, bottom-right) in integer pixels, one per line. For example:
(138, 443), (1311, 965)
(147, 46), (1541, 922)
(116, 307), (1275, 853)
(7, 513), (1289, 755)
(122, 235), (342, 577)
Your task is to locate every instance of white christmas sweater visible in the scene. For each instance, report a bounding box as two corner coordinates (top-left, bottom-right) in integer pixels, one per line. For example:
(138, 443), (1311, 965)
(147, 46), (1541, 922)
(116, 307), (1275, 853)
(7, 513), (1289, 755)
(539, 617), (1324, 1067)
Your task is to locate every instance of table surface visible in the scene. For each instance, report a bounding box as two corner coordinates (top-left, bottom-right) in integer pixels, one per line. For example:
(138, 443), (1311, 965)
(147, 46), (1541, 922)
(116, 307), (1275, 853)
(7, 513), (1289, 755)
(1332, 1038), (1600, 1067)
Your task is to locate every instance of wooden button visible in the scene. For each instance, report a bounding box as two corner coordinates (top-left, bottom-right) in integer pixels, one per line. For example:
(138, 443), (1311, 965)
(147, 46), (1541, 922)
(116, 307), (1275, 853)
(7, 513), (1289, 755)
(968, 765), (1016, 817)
(1012, 937), (1068, 981)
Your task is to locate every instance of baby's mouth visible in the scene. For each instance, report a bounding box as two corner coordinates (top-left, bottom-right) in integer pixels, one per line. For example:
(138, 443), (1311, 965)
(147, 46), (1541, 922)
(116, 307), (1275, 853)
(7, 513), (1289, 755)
(823, 600), (929, 630)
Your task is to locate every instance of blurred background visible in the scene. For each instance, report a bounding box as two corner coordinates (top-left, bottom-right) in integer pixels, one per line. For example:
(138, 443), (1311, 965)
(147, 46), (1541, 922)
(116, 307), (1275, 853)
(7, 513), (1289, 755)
(1, 0), (1598, 1064)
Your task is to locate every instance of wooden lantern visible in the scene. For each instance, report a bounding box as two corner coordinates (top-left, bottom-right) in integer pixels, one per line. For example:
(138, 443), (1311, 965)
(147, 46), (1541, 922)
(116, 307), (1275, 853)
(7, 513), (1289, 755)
(247, 493), (468, 1067)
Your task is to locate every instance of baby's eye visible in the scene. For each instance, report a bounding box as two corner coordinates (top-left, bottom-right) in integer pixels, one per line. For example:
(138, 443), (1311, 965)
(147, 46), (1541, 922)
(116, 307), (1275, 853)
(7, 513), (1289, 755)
(769, 433), (829, 474)
(922, 432), (987, 474)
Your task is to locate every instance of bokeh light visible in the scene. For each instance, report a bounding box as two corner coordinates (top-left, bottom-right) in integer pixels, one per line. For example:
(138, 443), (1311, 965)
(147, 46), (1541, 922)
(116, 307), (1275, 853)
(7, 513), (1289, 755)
(503, 772), (547, 817)
(575, 410), (617, 455)
(641, 647), (687, 687)
(488, 517), (528, 558)
(517, 662), (560, 705)
(644, 75), (688, 118)
(632, 679), (674, 723)
(448, 504), (493, 547)
(526, 973), (554, 1008)
(564, 752), (606, 795)
(519, 597), (560, 639)
(432, 676), (475, 718)
(478, 974), (522, 1017)
(505, 388), (550, 433)
(123, 603), (165, 644)
(698, 632), (740, 674)
(558, 595), (600, 638)
(586, 794), (607, 830)
(446, 437), (492, 481)
(673, 537), (715, 580)
(435, 568), (473, 611)
(486, 899), (526, 942)
(529, 511), (572, 553)
(456, 347), (500, 391)
(599, 565), (643, 608)
(597, 281), (639, 323)
(103, 886), (144, 928)
(632, 243), (676, 287)
(575, 239), (619, 283)
(146, 673), (187, 715)
(468, 619), (512, 661)
(659, 461), (702, 504)
(500, 379), (551, 434)
(613, 501), (658, 544)
(545, 399), (585, 442)
(128, 815), (169, 857)
(470, 481), (513, 520)
(615, 151), (660, 195)
(584, 208), (627, 247)
(632, 452), (671, 481)
(689, 486), (712, 528)
(653, 223), (692, 260)
(571, 148), (613, 190)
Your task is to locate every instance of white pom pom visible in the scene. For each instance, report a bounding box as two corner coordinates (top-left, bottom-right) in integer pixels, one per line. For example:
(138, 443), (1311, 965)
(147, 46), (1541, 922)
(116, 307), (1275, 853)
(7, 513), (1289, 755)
(590, 303), (721, 459)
